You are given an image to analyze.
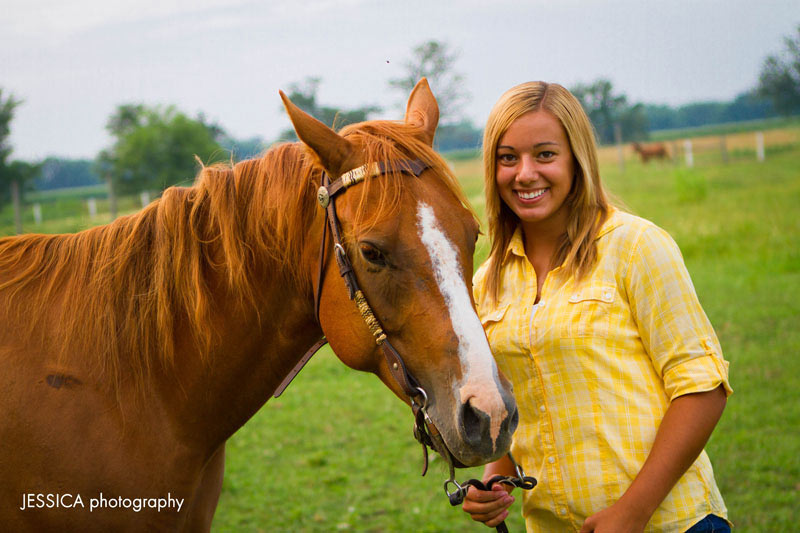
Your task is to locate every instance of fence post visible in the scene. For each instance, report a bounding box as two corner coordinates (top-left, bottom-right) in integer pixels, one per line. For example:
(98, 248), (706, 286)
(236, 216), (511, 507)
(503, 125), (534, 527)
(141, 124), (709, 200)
(614, 123), (624, 173)
(33, 203), (42, 225)
(755, 131), (765, 162)
(87, 197), (97, 220)
(11, 180), (22, 235)
(140, 191), (151, 207)
(684, 139), (694, 168)
(106, 177), (118, 220)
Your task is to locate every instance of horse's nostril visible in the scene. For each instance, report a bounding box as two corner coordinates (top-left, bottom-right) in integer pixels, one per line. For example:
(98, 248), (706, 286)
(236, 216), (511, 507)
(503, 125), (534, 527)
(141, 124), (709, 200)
(508, 405), (520, 433)
(460, 399), (490, 446)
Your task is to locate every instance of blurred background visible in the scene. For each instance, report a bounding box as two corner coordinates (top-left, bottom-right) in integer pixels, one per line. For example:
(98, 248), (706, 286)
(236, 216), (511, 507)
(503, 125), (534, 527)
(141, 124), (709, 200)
(1, 1), (798, 531)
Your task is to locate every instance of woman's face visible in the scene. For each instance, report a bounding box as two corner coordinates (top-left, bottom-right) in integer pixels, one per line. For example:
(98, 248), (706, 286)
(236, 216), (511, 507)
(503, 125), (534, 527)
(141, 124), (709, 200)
(495, 110), (575, 232)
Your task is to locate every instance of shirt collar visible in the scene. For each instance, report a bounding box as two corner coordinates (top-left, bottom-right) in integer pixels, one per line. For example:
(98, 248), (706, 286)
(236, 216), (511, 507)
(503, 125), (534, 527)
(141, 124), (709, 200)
(596, 207), (623, 239)
(502, 226), (527, 263)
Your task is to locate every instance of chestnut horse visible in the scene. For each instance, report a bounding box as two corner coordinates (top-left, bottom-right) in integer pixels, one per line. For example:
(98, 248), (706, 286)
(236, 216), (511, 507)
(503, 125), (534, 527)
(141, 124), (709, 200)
(632, 141), (668, 162)
(0, 80), (517, 531)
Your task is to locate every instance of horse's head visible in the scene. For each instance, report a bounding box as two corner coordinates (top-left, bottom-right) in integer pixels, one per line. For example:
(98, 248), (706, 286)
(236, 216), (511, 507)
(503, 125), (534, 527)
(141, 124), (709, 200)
(280, 80), (518, 467)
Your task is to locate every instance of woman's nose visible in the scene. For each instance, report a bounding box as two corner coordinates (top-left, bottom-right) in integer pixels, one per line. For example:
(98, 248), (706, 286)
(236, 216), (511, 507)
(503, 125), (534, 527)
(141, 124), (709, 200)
(516, 156), (538, 183)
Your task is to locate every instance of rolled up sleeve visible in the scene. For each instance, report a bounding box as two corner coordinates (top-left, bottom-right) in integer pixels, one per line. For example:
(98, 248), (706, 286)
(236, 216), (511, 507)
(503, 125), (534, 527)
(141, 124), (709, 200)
(625, 225), (732, 401)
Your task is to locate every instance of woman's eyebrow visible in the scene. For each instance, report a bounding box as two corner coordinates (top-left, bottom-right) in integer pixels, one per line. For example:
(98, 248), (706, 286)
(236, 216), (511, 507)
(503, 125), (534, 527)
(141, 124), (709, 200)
(497, 141), (559, 150)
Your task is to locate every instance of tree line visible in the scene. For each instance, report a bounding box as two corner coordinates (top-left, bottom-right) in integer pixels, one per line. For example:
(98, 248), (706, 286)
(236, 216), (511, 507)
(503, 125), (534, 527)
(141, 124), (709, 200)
(2, 26), (799, 219)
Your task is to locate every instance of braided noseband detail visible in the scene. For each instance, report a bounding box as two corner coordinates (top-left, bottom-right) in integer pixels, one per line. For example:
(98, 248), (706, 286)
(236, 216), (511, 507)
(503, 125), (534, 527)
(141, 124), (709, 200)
(354, 289), (387, 345)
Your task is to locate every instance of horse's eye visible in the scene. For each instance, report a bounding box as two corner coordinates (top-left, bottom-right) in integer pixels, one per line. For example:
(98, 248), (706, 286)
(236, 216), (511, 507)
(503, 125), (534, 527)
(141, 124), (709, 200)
(359, 242), (387, 267)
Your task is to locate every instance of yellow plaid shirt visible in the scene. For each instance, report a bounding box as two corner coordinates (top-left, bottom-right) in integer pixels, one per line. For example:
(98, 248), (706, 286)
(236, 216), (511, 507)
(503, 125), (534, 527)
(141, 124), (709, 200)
(474, 209), (731, 532)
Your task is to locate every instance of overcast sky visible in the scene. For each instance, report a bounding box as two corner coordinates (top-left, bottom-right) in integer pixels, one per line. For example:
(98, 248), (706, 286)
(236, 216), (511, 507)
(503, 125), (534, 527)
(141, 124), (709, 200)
(2, 0), (798, 160)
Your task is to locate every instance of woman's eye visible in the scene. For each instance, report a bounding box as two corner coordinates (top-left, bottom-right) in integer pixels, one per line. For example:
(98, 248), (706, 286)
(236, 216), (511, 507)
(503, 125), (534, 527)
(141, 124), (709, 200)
(497, 153), (516, 163)
(359, 243), (387, 267)
(539, 150), (555, 159)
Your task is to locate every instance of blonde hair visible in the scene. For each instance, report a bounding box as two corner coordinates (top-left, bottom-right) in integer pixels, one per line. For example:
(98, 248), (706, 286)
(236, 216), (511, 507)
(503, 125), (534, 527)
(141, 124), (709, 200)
(482, 81), (610, 302)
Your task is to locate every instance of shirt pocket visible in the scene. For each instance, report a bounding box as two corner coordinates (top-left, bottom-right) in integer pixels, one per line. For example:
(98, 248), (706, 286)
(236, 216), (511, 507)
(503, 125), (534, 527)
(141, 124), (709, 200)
(480, 303), (515, 356)
(560, 284), (616, 338)
(480, 303), (511, 330)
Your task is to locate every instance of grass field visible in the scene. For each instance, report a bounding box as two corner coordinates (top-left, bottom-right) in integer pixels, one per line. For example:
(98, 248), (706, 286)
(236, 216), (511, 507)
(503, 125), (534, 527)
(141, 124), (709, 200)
(2, 126), (798, 531)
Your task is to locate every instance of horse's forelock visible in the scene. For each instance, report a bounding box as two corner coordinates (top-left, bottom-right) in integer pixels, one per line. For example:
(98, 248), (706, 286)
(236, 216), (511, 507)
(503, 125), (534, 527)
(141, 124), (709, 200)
(337, 120), (474, 229)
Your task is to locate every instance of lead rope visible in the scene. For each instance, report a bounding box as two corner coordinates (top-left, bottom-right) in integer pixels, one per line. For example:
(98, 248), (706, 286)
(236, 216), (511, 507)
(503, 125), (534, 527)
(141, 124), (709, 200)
(411, 392), (537, 532)
(446, 473), (537, 533)
(443, 452), (537, 533)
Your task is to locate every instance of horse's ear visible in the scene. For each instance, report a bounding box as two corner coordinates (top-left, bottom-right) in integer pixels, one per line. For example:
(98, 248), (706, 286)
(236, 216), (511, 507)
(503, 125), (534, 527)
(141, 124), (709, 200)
(404, 78), (439, 146)
(280, 91), (359, 176)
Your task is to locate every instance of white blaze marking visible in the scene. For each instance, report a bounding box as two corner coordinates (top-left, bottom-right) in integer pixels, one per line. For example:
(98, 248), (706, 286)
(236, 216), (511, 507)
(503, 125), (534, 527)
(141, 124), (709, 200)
(416, 202), (507, 446)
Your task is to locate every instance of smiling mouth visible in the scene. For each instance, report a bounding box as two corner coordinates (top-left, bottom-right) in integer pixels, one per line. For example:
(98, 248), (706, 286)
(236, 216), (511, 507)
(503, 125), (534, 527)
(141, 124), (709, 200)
(516, 189), (546, 200)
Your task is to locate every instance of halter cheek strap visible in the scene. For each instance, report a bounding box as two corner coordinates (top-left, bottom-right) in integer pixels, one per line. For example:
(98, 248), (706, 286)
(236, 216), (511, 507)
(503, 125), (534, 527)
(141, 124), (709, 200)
(272, 159), (429, 399)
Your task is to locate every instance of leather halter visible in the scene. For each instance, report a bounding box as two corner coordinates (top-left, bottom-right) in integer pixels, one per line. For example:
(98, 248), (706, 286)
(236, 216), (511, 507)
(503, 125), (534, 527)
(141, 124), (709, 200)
(272, 158), (429, 401)
(271, 157), (460, 473)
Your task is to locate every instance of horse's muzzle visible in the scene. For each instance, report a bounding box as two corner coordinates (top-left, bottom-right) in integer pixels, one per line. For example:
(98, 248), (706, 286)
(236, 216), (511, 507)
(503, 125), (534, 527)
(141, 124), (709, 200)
(456, 395), (519, 464)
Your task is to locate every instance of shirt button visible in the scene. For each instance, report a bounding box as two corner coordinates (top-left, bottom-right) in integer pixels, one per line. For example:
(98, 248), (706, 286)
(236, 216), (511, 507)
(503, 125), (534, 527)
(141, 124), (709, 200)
(539, 300), (545, 307)
(539, 405), (546, 413)
(560, 507), (568, 515)
(548, 457), (555, 464)
(603, 291), (612, 299)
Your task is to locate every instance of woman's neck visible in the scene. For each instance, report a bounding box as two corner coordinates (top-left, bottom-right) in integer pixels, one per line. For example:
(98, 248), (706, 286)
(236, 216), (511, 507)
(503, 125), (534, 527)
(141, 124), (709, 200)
(519, 208), (569, 300)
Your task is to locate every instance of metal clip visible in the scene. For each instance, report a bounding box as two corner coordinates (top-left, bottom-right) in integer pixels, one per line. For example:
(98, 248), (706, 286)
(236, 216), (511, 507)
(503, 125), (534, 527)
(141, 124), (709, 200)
(412, 387), (428, 411)
(509, 451), (526, 480)
(444, 479), (466, 506)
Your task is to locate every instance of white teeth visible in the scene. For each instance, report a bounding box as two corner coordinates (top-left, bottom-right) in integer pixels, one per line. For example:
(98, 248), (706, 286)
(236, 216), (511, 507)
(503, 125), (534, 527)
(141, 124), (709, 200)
(518, 189), (546, 200)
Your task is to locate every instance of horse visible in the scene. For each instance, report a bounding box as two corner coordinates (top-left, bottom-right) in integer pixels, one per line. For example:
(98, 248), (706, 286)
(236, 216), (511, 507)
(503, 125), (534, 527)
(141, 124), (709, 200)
(0, 79), (518, 531)
(632, 141), (669, 163)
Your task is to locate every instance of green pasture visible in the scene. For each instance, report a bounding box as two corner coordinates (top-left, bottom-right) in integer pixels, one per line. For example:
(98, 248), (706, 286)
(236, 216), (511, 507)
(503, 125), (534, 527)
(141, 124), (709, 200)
(217, 144), (800, 532)
(1, 130), (798, 532)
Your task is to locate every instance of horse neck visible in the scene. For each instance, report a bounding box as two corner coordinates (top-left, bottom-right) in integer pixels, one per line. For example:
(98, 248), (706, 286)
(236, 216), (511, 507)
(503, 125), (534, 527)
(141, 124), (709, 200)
(151, 196), (326, 451)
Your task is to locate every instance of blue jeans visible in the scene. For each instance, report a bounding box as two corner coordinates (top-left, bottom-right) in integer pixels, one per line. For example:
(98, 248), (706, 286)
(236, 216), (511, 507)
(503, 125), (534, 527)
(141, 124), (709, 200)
(685, 514), (731, 532)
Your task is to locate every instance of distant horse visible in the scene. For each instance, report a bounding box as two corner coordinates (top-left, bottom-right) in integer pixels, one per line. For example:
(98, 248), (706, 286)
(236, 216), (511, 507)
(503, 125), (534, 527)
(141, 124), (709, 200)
(0, 80), (517, 531)
(632, 141), (669, 162)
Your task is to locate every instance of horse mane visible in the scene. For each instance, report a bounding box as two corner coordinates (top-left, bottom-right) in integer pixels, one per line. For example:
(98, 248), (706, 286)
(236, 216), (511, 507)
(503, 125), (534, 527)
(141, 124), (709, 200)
(0, 119), (471, 397)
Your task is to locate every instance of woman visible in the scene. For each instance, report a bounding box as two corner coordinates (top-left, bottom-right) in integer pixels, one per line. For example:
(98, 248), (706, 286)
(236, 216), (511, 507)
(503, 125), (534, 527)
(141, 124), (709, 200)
(461, 82), (731, 532)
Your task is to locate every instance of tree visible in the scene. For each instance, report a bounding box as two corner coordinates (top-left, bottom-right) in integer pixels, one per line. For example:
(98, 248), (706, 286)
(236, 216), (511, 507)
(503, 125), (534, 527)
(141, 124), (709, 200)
(571, 79), (649, 144)
(758, 24), (800, 116)
(37, 158), (101, 190)
(6, 160), (40, 234)
(0, 89), (22, 208)
(98, 104), (225, 196)
(277, 77), (380, 141)
(388, 40), (468, 125)
(643, 91), (775, 132)
(0, 89), (40, 233)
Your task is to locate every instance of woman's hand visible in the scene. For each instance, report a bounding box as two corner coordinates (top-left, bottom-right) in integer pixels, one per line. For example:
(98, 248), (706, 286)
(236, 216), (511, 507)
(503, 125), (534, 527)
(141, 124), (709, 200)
(461, 483), (515, 528)
(579, 499), (648, 533)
